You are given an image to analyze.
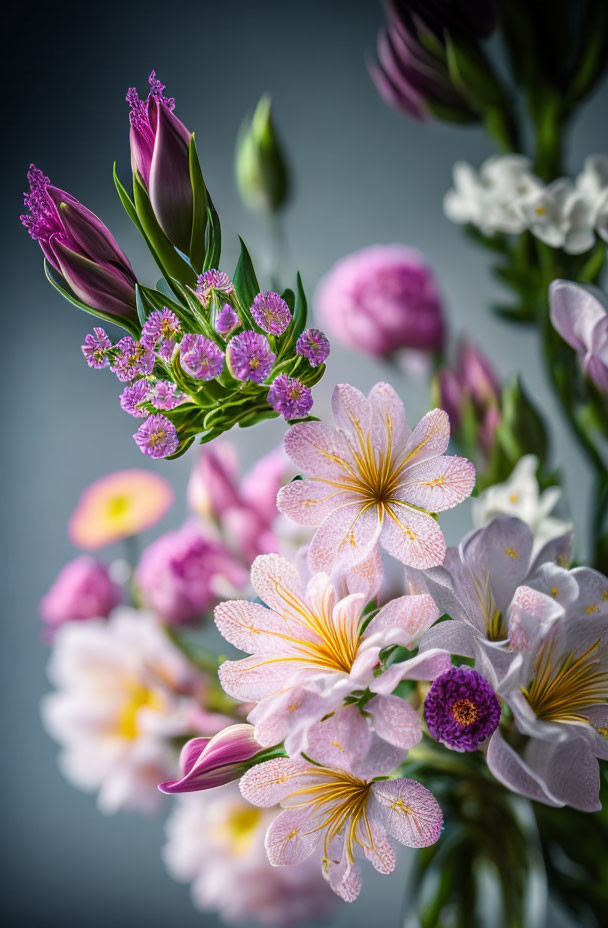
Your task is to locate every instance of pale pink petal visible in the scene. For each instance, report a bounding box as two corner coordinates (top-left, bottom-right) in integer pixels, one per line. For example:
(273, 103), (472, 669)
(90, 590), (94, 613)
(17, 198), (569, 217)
(326, 834), (362, 902)
(354, 733), (407, 780)
(277, 478), (357, 527)
(366, 695), (422, 750)
(239, 756), (311, 807)
(419, 620), (476, 658)
(218, 654), (301, 701)
(250, 554), (314, 637)
(283, 421), (354, 479)
(368, 382), (409, 456)
(365, 594), (440, 648)
(370, 778), (443, 847)
(397, 455), (476, 512)
(400, 408), (450, 467)
(308, 503), (381, 574)
(248, 688), (327, 748)
(265, 807), (321, 864)
(214, 600), (305, 656)
(331, 383), (372, 438)
(486, 730), (559, 806)
(342, 546), (384, 600)
(370, 649), (452, 694)
(549, 279), (605, 353)
(306, 705), (372, 771)
(349, 645), (382, 683)
(304, 572), (337, 618)
(356, 817), (396, 874)
(380, 504), (446, 568)
(525, 736), (601, 812)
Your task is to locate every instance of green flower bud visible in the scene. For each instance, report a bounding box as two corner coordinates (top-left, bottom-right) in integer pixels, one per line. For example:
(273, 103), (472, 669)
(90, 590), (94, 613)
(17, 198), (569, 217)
(235, 96), (290, 215)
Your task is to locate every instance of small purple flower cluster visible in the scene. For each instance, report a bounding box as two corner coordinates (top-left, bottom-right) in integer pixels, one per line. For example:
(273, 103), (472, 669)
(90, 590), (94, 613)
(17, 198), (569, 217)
(79, 270), (331, 453)
(424, 666), (501, 752)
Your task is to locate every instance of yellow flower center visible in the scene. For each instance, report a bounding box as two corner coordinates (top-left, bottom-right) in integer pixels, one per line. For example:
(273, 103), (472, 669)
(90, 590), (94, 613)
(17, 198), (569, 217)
(523, 639), (608, 723)
(107, 494), (131, 521)
(452, 698), (478, 726)
(116, 682), (163, 740)
(216, 804), (263, 855)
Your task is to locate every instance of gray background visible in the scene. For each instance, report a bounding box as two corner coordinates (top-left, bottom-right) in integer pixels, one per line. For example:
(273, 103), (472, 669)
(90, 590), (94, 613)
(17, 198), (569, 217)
(4, 1), (606, 925)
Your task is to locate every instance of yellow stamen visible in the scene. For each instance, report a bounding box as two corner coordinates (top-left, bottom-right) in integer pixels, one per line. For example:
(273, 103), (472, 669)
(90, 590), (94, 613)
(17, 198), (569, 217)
(523, 638), (608, 723)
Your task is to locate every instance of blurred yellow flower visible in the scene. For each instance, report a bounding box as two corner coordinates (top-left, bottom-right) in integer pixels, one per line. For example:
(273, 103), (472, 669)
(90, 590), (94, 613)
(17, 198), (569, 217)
(68, 469), (173, 549)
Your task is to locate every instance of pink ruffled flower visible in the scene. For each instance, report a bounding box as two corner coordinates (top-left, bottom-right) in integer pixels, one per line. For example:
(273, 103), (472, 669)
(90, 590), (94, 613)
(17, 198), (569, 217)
(277, 382), (475, 573)
(549, 279), (608, 392)
(136, 522), (249, 624)
(215, 553), (446, 754)
(239, 707), (443, 902)
(315, 244), (444, 358)
(39, 556), (121, 629)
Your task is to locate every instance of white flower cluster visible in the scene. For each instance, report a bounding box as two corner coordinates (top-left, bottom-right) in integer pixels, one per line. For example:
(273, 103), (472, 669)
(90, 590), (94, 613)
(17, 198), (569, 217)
(444, 154), (608, 254)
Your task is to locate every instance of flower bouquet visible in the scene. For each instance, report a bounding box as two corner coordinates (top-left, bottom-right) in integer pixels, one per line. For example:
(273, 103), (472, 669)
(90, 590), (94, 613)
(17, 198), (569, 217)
(23, 2), (608, 926)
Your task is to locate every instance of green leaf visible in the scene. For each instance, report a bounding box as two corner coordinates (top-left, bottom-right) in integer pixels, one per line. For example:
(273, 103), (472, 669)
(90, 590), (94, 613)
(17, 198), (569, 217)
(188, 134), (208, 273)
(203, 195), (222, 271)
(577, 239), (606, 284)
(233, 237), (260, 315)
(132, 172), (197, 288)
(44, 259), (139, 337)
(164, 436), (196, 460)
(293, 272), (308, 338)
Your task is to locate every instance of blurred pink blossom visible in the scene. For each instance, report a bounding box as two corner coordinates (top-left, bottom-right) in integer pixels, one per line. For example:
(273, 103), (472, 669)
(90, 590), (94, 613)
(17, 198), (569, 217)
(550, 279), (608, 392)
(315, 244), (444, 358)
(39, 556), (121, 629)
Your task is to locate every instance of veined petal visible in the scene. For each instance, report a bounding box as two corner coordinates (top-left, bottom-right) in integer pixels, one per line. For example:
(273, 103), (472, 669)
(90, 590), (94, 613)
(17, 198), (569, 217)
(277, 478), (357, 526)
(306, 705), (372, 771)
(486, 730), (560, 806)
(214, 600), (306, 655)
(357, 817), (396, 874)
(365, 593), (440, 648)
(369, 382), (409, 456)
(366, 695), (422, 751)
(525, 736), (601, 812)
(370, 649), (451, 694)
(239, 756), (311, 807)
(370, 778), (443, 848)
(331, 383), (372, 438)
(419, 620), (476, 658)
(397, 455), (476, 512)
(283, 421), (355, 479)
(401, 408), (450, 467)
(250, 554), (310, 628)
(326, 834), (362, 902)
(265, 807), (320, 865)
(218, 654), (301, 701)
(380, 504), (446, 568)
(308, 504), (381, 574)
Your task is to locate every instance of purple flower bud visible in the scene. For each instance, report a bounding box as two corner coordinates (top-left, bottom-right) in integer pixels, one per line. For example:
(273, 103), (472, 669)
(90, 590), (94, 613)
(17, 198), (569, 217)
(149, 380), (186, 410)
(296, 328), (331, 367)
(39, 556), (121, 630)
(267, 374), (313, 419)
(21, 165), (137, 321)
(110, 336), (155, 382)
(459, 341), (501, 409)
(120, 379), (151, 417)
(180, 333), (225, 380)
(196, 270), (234, 308)
(214, 303), (240, 337)
(424, 665), (501, 752)
(251, 290), (292, 334)
(141, 308), (182, 351)
(133, 413), (179, 458)
(159, 724), (262, 793)
(127, 72), (194, 254)
(226, 330), (276, 382)
(82, 328), (112, 369)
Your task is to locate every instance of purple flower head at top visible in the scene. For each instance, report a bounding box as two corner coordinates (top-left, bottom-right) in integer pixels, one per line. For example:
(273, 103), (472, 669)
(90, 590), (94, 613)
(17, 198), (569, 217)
(268, 374), (313, 420)
(82, 328), (112, 369)
(424, 665), (501, 752)
(180, 333), (225, 380)
(315, 244), (444, 358)
(149, 380), (186, 410)
(227, 330), (276, 382)
(214, 303), (240, 337)
(110, 336), (155, 382)
(133, 413), (179, 458)
(196, 270), (234, 308)
(21, 166), (137, 320)
(141, 308), (182, 354)
(120, 379), (151, 417)
(126, 72), (194, 254)
(250, 290), (292, 334)
(296, 328), (331, 367)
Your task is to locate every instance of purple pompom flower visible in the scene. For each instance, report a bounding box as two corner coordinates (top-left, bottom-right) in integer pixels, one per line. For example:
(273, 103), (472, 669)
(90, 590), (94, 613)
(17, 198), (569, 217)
(120, 379), (151, 417)
(296, 328), (331, 367)
(149, 380), (186, 410)
(250, 290), (292, 335)
(82, 328), (113, 369)
(214, 303), (240, 337)
(226, 331), (276, 383)
(424, 665), (501, 752)
(180, 333), (225, 380)
(141, 308), (182, 352)
(110, 336), (155, 382)
(196, 270), (234, 308)
(133, 413), (179, 458)
(267, 374), (313, 419)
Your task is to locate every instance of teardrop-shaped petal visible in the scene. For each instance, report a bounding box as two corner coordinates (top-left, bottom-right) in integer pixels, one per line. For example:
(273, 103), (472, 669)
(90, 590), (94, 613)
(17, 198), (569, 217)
(370, 778), (443, 848)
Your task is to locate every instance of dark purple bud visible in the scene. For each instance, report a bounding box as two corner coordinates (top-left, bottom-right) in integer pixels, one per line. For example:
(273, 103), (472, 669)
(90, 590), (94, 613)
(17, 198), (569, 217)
(159, 724), (263, 793)
(51, 238), (137, 319)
